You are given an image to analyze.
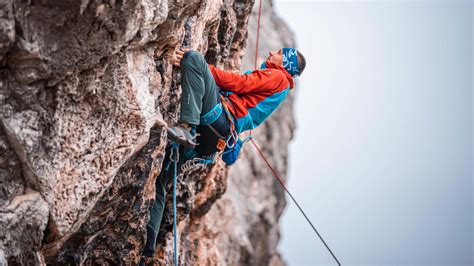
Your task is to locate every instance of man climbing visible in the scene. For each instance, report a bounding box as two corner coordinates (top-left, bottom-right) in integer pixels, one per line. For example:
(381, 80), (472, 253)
(140, 47), (306, 263)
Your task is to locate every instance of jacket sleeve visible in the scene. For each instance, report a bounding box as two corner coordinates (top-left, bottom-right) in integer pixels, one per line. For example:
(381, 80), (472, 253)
(208, 64), (288, 94)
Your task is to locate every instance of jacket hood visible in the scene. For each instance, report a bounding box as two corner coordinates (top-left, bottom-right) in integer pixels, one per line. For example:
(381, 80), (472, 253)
(264, 59), (295, 89)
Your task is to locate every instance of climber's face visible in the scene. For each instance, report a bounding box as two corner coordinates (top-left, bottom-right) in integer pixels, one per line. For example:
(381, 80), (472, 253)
(267, 49), (283, 66)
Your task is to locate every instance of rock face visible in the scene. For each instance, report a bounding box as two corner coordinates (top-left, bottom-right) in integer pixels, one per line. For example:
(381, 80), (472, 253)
(0, 0), (296, 265)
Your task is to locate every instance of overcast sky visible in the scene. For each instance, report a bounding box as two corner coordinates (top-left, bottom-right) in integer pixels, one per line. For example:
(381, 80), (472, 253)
(273, 1), (472, 265)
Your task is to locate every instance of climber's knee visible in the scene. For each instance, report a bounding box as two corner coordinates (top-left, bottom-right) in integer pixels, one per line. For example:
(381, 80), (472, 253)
(181, 50), (205, 68)
(183, 50), (201, 60)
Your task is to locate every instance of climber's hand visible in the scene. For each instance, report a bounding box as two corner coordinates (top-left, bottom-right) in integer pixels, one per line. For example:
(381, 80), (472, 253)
(173, 49), (190, 67)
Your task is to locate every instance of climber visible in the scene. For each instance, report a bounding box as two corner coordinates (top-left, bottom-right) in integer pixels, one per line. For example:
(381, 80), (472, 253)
(140, 47), (306, 263)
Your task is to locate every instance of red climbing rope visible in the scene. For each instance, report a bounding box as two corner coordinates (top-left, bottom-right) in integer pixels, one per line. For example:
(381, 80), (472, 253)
(250, 138), (285, 187)
(249, 0), (264, 138)
(253, 0), (263, 70)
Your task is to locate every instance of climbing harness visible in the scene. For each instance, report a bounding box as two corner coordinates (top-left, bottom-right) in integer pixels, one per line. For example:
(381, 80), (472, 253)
(247, 0), (341, 265)
(195, 99), (235, 156)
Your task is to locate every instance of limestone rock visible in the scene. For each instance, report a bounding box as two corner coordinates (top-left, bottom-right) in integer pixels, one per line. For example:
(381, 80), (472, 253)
(0, 191), (49, 265)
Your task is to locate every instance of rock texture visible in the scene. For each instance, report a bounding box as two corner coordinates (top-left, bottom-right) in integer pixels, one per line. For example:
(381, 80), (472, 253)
(0, 0), (296, 265)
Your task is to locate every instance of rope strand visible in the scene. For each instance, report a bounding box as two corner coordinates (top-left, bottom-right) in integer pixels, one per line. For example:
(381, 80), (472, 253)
(171, 143), (179, 266)
(250, 139), (341, 266)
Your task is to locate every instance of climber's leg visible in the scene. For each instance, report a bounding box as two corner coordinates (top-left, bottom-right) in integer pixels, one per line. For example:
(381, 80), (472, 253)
(142, 145), (195, 258)
(142, 158), (169, 257)
(167, 50), (220, 149)
(178, 50), (219, 125)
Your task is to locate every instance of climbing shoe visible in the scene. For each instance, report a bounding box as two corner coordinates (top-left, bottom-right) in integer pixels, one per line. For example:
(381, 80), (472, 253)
(167, 125), (198, 149)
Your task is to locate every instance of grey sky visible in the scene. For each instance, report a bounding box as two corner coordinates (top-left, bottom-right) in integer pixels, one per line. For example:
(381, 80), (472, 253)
(273, 1), (472, 265)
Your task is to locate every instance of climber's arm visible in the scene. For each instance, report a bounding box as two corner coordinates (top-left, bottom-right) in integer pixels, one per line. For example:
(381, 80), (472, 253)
(208, 64), (287, 94)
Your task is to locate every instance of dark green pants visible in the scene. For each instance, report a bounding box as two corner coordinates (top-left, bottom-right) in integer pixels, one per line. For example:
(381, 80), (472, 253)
(142, 51), (220, 257)
(178, 51), (219, 125)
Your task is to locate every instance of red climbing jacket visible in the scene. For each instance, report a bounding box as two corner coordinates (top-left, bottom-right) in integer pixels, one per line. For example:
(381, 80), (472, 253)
(208, 60), (295, 133)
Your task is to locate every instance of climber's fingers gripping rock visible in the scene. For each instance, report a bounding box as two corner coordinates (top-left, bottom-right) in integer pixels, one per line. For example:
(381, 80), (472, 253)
(173, 49), (190, 67)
